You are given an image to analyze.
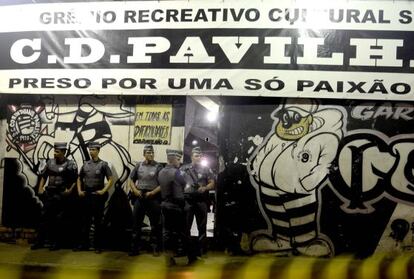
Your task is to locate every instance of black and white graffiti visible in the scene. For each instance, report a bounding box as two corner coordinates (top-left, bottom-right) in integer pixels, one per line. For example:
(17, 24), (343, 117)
(6, 96), (135, 190)
(8, 104), (42, 148)
(247, 99), (346, 256)
(3, 95), (185, 230)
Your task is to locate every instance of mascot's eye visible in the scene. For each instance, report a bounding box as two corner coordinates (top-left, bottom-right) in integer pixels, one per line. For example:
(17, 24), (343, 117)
(293, 112), (301, 123)
(282, 113), (289, 123)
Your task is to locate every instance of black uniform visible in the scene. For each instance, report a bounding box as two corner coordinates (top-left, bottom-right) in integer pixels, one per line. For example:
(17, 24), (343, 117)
(35, 158), (78, 248)
(181, 163), (215, 255)
(129, 160), (163, 253)
(158, 165), (187, 256)
(78, 159), (112, 250)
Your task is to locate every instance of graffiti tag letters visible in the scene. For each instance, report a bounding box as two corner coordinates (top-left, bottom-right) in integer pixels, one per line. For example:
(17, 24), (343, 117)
(330, 132), (414, 213)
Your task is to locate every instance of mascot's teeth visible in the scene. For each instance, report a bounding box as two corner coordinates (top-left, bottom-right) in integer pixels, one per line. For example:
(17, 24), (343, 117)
(287, 126), (304, 135)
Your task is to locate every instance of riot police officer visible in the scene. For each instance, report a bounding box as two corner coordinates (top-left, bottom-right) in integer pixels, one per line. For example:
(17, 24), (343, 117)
(158, 149), (189, 263)
(31, 142), (78, 250)
(76, 141), (113, 253)
(128, 144), (162, 256)
(181, 147), (215, 256)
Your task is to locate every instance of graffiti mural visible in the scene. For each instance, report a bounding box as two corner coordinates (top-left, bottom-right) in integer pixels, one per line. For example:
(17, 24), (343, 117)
(2, 95), (185, 228)
(217, 98), (414, 257)
(248, 99), (345, 256)
(2, 94), (414, 257)
(6, 96), (135, 188)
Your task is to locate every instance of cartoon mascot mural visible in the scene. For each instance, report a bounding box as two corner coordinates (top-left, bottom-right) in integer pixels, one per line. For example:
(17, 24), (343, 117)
(248, 99), (346, 256)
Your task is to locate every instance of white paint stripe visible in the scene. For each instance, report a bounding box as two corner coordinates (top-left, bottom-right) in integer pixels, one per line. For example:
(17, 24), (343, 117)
(272, 218), (290, 228)
(290, 213), (316, 227)
(293, 232), (316, 243)
(261, 186), (279, 197)
(265, 203), (285, 213)
(284, 194), (316, 209)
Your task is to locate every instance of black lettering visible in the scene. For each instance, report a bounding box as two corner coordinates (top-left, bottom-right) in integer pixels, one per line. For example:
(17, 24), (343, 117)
(24, 78), (39, 88)
(125, 10), (136, 23)
(347, 9), (361, 23)
(57, 78), (72, 88)
(399, 10), (412, 24)
(140, 78), (156, 89)
(9, 78), (22, 88)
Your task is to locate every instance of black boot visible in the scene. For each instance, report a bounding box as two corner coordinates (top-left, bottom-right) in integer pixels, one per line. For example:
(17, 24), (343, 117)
(129, 234), (140, 256)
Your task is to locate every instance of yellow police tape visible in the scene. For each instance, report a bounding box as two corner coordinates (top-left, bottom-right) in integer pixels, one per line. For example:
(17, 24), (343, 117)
(278, 257), (317, 279)
(191, 255), (227, 279)
(237, 255), (276, 279)
(386, 253), (412, 279)
(119, 254), (167, 279)
(319, 256), (353, 279)
(46, 268), (101, 279)
(355, 253), (389, 279)
(0, 265), (21, 279)
(3, 249), (414, 279)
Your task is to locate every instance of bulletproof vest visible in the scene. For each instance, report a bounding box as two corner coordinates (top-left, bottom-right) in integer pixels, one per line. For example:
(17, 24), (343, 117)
(135, 161), (160, 190)
(81, 160), (107, 191)
(45, 158), (76, 191)
(158, 165), (184, 201)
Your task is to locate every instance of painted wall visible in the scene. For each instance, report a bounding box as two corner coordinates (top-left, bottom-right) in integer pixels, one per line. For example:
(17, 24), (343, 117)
(217, 97), (414, 258)
(1, 95), (414, 258)
(1, 95), (185, 228)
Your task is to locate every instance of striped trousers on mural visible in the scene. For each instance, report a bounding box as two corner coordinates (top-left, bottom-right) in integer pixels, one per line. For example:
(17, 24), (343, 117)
(260, 184), (318, 247)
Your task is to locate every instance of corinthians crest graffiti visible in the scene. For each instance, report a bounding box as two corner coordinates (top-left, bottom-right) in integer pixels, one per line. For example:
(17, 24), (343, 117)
(7, 105), (43, 151)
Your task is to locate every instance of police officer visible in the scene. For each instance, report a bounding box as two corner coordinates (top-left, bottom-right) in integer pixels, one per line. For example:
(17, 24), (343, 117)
(31, 142), (78, 250)
(128, 144), (162, 256)
(158, 149), (189, 263)
(77, 141), (113, 253)
(181, 147), (215, 256)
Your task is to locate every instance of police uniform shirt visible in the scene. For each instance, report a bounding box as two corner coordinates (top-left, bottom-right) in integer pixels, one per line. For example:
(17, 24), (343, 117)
(41, 158), (78, 191)
(158, 165), (186, 204)
(129, 161), (162, 191)
(79, 159), (112, 191)
(180, 163), (215, 187)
